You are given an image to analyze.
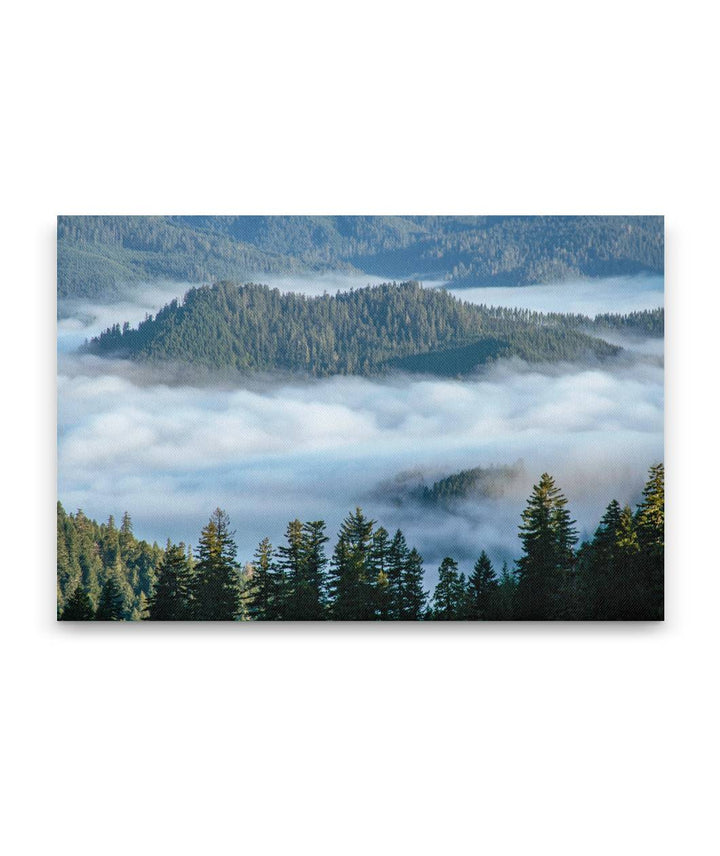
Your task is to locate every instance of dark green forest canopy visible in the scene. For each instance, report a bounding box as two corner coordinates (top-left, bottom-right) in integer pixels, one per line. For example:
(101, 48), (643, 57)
(56, 503), (163, 620)
(58, 215), (663, 298)
(86, 281), (662, 377)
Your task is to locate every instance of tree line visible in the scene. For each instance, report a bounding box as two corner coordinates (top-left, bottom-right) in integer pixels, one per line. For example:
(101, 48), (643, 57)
(58, 464), (663, 622)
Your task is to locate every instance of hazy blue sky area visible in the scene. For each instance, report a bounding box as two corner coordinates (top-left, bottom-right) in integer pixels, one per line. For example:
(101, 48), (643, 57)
(57, 274), (664, 584)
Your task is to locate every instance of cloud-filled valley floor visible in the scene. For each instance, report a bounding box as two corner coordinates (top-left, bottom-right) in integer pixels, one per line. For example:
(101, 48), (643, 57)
(57, 274), (663, 583)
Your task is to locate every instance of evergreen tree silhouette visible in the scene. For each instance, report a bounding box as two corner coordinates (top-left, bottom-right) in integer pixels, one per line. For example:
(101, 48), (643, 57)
(432, 557), (465, 620)
(146, 542), (193, 620)
(192, 509), (240, 620)
(96, 574), (125, 620)
(328, 508), (375, 620)
(467, 551), (499, 620)
(635, 463), (664, 619)
(60, 584), (95, 620)
(516, 474), (578, 619)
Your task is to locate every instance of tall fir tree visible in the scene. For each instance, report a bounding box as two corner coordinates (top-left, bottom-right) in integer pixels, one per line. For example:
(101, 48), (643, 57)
(579, 500), (641, 619)
(467, 551), (499, 620)
(276, 519), (329, 620)
(244, 537), (278, 620)
(432, 557), (465, 620)
(192, 508), (241, 620)
(95, 574), (125, 620)
(276, 519), (305, 620)
(146, 542), (193, 620)
(328, 508), (375, 620)
(634, 463), (664, 619)
(371, 526), (392, 619)
(402, 547), (428, 620)
(516, 473), (578, 620)
(300, 521), (329, 620)
(386, 529), (410, 619)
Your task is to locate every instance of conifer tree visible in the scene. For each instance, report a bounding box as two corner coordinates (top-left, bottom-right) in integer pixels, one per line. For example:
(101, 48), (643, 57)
(244, 537), (277, 620)
(371, 527), (392, 619)
(102, 515), (121, 569)
(467, 551), (499, 620)
(276, 519), (305, 620)
(516, 473), (578, 619)
(300, 521), (329, 620)
(376, 569), (391, 619)
(615, 503), (642, 616)
(60, 584), (95, 620)
(496, 561), (517, 619)
(95, 574), (125, 620)
(432, 557), (465, 620)
(275, 519), (329, 620)
(403, 547), (428, 620)
(579, 500), (640, 619)
(328, 508), (375, 620)
(74, 509), (102, 608)
(634, 463), (664, 619)
(192, 508), (241, 620)
(118, 511), (139, 567)
(455, 572), (467, 619)
(386, 529), (410, 619)
(132, 591), (149, 621)
(57, 502), (81, 615)
(146, 542), (193, 620)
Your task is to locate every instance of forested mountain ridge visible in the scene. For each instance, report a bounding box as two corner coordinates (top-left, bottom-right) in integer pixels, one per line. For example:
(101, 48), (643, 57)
(376, 462), (526, 508)
(58, 215), (663, 298)
(57, 216), (315, 299)
(86, 280), (653, 377)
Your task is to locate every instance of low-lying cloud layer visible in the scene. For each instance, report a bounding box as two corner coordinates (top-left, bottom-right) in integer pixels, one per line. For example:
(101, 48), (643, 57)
(58, 356), (663, 580)
(57, 274), (664, 585)
(448, 274), (664, 316)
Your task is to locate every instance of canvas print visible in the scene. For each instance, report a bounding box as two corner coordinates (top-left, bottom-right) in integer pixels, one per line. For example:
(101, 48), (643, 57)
(57, 216), (664, 621)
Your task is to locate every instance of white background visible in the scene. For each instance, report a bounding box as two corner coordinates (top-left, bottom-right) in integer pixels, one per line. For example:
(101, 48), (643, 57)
(2, 1), (718, 854)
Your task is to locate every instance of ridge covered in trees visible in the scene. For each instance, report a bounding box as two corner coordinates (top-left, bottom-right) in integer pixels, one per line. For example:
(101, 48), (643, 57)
(376, 462), (526, 508)
(58, 464), (664, 621)
(58, 215), (663, 298)
(85, 281), (661, 377)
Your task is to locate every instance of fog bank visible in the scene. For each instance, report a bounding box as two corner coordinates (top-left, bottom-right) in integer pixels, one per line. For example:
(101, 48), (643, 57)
(58, 354), (663, 581)
(448, 274), (664, 315)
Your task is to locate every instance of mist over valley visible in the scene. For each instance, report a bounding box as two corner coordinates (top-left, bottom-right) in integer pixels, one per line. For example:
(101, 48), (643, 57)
(57, 271), (663, 586)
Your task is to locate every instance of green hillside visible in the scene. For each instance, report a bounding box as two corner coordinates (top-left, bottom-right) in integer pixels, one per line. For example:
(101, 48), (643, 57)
(86, 280), (629, 377)
(58, 215), (664, 298)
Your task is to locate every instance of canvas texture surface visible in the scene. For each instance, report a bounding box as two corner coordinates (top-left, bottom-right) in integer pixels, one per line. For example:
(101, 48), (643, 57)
(57, 215), (664, 621)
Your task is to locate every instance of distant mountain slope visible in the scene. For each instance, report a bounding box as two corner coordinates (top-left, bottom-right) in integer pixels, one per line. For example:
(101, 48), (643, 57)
(57, 216), (320, 299)
(87, 280), (627, 377)
(375, 462), (527, 509)
(58, 215), (663, 298)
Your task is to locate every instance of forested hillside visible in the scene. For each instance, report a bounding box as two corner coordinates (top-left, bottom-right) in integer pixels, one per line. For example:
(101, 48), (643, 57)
(377, 462), (526, 508)
(58, 215), (663, 298)
(58, 464), (664, 621)
(86, 281), (641, 376)
(57, 504), (164, 620)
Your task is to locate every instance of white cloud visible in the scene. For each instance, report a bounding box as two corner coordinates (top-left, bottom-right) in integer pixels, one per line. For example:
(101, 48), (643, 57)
(58, 354), (663, 578)
(448, 274), (664, 316)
